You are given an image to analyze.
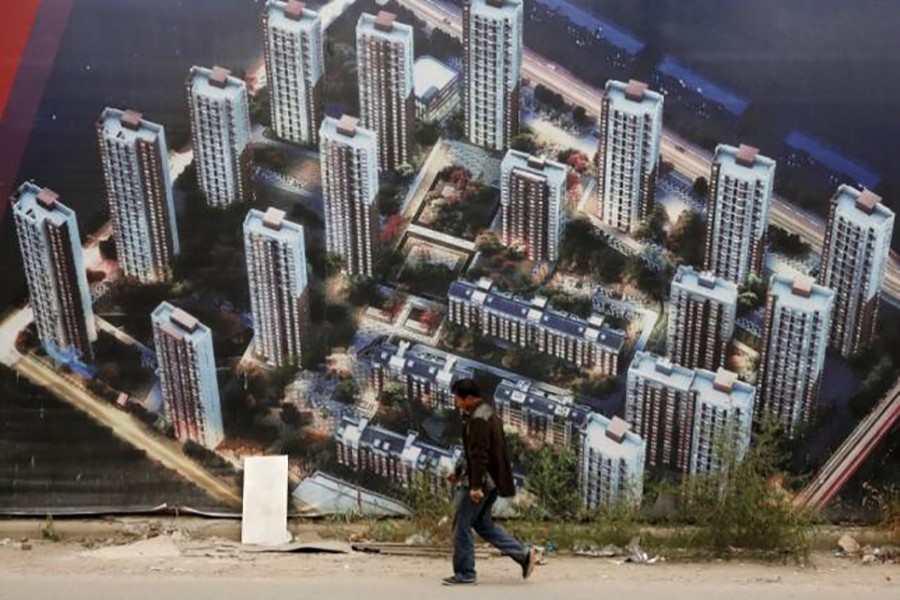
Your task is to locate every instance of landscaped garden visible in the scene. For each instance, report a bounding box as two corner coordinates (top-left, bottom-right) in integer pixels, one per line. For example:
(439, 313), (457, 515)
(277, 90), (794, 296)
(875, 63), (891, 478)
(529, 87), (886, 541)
(415, 166), (499, 241)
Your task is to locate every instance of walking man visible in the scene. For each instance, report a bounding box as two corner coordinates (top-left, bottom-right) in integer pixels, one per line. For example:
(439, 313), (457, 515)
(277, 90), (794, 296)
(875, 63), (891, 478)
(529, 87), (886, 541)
(443, 378), (538, 586)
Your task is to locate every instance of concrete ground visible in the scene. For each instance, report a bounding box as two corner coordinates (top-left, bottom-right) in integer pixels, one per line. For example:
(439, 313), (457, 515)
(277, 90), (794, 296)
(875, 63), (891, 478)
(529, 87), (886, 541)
(1, 547), (895, 600)
(0, 518), (895, 600)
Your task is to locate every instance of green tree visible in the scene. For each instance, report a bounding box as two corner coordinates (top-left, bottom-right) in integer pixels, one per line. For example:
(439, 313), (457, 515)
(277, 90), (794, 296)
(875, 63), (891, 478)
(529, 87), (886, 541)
(672, 420), (812, 558)
(595, 248), (626, 284)
(557, 148), (578, 164)
(414, 120), (441, 147)
(634, 206), (669, 244)
(396, 162), (417, 179)
(475, 230), (503, 255)
(254, 145), (287, 171)
(377, 184), (401, 216)
(667, 211), (705, 267)
(524, 447), (581, 520)
(692, 176), (709, 198)
(374, 246), (404, 280)
(572, 105), (590, 127)
(546, 291), (592, 318)
(579, 375), (618, 398)
(347, 276), (381, 307)
(381, 381), (408, 408)
(280, 403), (301, 426)
(445, 108), (464, 139)
(99, 238), (117, 261)
(849, 355), (895, 418)
(333, 379), (359, 404)
(249, 87), (271, 127)
(510, 133), (538, 154)
(325, 252), (345, 277)
(768, 227), (809, 257)
(534, 84), (568, 112)
(738, 274), (768, 315)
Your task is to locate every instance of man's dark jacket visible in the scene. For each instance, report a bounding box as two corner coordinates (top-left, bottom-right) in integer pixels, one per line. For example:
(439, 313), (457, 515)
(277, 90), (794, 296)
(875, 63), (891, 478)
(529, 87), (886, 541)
(461, 402), (517, 497)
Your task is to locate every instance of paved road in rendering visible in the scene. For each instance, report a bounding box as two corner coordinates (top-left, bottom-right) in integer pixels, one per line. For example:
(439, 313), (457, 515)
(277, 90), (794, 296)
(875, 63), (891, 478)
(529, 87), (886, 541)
(795, 377), (900, 509)
(13, 354), (241, 508)
(399, 0), (900, 307)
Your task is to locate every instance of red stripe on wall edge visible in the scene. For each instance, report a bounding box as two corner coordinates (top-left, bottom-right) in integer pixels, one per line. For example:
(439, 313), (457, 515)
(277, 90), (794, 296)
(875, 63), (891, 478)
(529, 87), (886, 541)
(0, 0), (42, 120)
(0, 0), (75, 224)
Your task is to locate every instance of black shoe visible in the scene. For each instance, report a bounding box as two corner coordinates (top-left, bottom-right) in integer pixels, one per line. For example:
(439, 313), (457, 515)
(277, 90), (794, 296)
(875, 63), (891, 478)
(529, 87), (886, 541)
(521, 546), (538, 580)
(442, 576), (478, 586)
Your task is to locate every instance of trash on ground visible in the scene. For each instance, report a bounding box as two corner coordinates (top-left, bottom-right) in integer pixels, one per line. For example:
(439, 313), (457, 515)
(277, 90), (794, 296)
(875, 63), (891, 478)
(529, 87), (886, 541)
(573, 542), (621, 558)
(622, 536), (663, 564)
(837, 534), (861, 555)
(404, 533), (428, 545)
(79, 535), (181, 559)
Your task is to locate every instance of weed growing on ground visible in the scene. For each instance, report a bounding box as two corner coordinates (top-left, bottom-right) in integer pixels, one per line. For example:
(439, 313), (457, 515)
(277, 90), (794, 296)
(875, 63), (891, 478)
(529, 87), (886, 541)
(658, 421), (813, 561)
(41, 514), (61, 542)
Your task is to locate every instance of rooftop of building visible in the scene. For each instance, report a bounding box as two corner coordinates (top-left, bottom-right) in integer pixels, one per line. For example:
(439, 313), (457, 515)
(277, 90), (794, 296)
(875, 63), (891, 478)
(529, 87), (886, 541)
(582, 413), (644, 459)
(769, 273), (834, 312)
(335, 416), (364, 447)
(151, 301), (210, 342)
(690, 367), (756, 413)
(244, 206), (305, 241)
(671, 265), (739, 305)
(714, 143), (776, 176)
(358, 11), (414, 40)
(337, 415), (461, 473)
(472, 0), (523, 16)
(320, 114), (376, 146)
(401, 436), (461, 472)
(627, 351), (695, 392)
(605, 79), (663, 113)
(494, 378), (591, 427)
(11, 182), (75, 227)
(372, 341), (474, 385)
(266, 0), (319, 29)
(413, 56), (458, 100)
(359, 422), (407, 456)
(832, 184), (895, 227)
(188, 65), (246, 100)
(449, 279), (626, 352)
(98, 107), (165, 143)
(502, 149), (567, 186)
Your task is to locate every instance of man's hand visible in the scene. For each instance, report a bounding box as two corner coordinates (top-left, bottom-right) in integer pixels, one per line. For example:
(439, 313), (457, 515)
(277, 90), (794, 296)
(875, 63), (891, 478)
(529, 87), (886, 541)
(469, 488), (485, 504)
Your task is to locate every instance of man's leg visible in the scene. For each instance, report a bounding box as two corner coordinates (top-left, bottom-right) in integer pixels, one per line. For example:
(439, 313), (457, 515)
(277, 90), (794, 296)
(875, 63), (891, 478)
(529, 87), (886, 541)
(451, 487), (478, 582)
(471, 491), (529, 566)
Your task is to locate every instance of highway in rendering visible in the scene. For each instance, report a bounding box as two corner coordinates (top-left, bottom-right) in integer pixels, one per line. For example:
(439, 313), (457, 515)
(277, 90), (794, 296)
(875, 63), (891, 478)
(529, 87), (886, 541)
(794, 378), (900, 510)
(399, 0), (900, 306)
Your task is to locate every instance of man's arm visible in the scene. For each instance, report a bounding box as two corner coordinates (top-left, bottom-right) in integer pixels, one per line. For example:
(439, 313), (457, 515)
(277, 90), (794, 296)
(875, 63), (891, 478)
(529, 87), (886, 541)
(466, 417), (491, 493)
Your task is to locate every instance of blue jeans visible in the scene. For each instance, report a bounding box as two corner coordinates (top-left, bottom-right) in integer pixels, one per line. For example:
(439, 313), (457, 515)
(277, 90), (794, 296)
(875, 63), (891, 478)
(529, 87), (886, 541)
(452, 486), (529, 581)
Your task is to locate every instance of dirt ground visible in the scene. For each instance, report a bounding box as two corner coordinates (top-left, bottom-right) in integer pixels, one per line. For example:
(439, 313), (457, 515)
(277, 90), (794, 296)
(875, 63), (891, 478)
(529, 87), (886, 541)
(0, 518), (896, 599)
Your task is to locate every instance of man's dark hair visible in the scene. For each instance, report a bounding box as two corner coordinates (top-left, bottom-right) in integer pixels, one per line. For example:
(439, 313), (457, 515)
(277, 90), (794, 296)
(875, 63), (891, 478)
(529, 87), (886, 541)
(451, 378), (481, 399)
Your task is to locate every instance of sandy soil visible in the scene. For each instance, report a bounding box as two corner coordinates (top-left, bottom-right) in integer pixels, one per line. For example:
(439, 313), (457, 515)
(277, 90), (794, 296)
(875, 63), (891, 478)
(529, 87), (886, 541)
(0, 518), (895, 599)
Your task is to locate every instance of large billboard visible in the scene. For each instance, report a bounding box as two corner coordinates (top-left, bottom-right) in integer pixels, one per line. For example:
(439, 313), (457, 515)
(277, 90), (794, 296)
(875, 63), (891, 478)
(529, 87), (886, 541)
(1, 0), (897, 518)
